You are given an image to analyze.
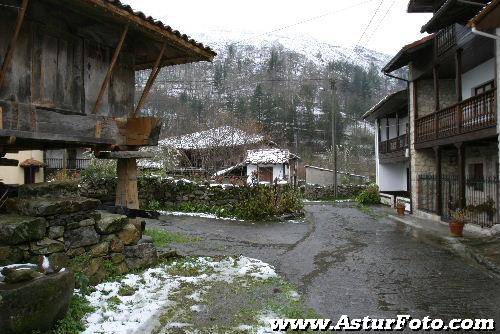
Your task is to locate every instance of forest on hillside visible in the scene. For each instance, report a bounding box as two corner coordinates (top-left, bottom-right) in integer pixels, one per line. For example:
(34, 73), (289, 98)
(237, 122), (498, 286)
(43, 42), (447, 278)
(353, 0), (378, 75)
(136, 42), (404, 176)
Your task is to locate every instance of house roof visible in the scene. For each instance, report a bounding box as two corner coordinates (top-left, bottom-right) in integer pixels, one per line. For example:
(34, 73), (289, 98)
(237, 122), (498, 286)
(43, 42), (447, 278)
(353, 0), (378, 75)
(19, 159), (44, 168)
(159, 126), (266, 150)
(420, 0), (490, 33)
(383, 34), (435, 73)
(363, 90), (408, 121)
(246, 149), (299, 165)
(408, 0), (445, 13)
(63, 0), (216, 69)
(469, 0), (500, 30)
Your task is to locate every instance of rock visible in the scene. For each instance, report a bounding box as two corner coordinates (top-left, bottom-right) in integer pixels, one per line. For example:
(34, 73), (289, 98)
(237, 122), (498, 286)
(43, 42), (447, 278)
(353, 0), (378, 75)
(64, 226), (99, 249)
(116, 261), (129, 275)
(110, 253), (125, 264)
(89, 242), (109, 257)
(490, 224), (500, 236)
(30, 238), (65, 255)
(6, 197), (100, 217)
(84, 257), (103, 277)
(67, 218), (95, 231)
(65, 247), (85, 257)
(117, 224), (141, 246)
(2, 268), (43, 284)
(124, 243), (158, 270)
(0, 215), (47, 245)
(47, 226), (64, 239)
(138, 235), (153, 244)
(0, 246), (25, 266)
(0, 271), (74, 334)
(129, 218), (146, 232)
(95, 213), (128, 234)
(16, 181), (79, 199)
(158, 248), (182, 260)
(48, 253), (70, 272)
(106, 235), (124, 253)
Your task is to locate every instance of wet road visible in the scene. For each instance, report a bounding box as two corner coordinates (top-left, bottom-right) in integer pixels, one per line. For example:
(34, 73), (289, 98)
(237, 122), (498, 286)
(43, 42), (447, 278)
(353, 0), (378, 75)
(148, 203), (500, 328)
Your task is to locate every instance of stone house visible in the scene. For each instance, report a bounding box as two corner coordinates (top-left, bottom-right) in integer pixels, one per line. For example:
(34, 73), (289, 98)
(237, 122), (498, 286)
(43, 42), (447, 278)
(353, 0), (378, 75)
(375, 0), (500, 227)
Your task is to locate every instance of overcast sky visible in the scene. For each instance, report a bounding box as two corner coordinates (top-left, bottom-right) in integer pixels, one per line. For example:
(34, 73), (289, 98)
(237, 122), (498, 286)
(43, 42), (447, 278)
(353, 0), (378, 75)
(123, 0), (432, 55)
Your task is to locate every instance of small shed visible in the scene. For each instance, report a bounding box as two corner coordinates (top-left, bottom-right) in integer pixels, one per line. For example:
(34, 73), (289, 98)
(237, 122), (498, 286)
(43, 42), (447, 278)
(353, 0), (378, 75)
(246, 149), (300, 186)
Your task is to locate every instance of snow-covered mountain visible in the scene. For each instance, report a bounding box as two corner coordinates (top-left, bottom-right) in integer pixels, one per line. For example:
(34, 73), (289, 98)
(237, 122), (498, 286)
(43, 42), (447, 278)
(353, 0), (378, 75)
(191, 29), (391, 70)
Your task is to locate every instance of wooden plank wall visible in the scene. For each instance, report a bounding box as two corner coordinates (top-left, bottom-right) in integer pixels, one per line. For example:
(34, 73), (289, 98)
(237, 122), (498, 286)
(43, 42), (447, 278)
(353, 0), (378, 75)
(0, 0), (136, 137)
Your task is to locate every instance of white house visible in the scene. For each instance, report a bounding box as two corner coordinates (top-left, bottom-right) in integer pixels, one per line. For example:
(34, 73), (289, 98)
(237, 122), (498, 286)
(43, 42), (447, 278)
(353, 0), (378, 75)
(245, 149), (300, 186)
(363, 90), (411, 210)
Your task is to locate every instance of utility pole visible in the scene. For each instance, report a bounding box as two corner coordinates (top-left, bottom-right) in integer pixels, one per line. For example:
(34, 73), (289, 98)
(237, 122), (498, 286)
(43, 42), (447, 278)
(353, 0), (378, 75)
(330, 79), (338, 198)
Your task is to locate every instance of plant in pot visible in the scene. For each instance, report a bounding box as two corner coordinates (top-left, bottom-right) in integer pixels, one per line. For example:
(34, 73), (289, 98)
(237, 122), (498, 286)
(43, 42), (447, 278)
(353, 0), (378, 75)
(449, 208), (468, 237)
(395, 200), (406, 215)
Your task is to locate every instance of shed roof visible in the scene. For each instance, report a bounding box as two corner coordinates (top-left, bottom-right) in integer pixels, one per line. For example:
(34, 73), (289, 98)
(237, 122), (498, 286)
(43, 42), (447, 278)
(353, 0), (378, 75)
(383, 34), (435, 73)
(469, 0), (500, 30)
(159, 126), (266, 151)
(19, 158), (44, 168)
(363, 90), (408, 121)
(246, 149), (299, 165)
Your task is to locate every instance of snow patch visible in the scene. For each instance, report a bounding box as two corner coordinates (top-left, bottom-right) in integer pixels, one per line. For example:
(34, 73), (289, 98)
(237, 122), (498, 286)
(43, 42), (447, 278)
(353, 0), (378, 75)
(159, 210), (243, 222)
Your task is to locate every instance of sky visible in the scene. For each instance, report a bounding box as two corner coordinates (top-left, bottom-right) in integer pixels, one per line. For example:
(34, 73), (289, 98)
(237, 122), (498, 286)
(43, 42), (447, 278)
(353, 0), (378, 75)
(122, 0), (432, 56)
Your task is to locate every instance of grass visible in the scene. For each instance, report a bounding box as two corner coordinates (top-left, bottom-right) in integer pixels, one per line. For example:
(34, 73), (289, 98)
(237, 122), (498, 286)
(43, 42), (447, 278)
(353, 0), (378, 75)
(48, 295), (95, 334)
(144, 228), (200, 248)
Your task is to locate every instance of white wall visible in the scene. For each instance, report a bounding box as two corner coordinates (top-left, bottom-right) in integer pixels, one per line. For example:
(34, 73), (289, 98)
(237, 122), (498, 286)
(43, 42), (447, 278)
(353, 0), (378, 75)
(378, 162), (408, 192)
(0, 151), (44, 185)
(462, 58), (496, 100)
(399, 115), (408, 135)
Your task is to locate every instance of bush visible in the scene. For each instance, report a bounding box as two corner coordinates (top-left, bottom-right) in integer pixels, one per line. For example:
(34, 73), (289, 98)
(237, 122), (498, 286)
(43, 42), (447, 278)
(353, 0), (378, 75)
(355, 184), (380, 205)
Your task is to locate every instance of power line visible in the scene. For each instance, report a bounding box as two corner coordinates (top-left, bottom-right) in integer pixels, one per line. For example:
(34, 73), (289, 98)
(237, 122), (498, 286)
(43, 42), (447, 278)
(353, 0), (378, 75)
(354, 0), (385, 48)
(244, 0), (378, 41)
(364, 0), (397, 46)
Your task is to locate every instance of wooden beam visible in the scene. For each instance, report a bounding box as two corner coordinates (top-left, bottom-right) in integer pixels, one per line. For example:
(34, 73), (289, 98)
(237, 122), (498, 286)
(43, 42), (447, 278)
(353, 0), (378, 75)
(132, 43), (166, 117)
(91, 25), (129, 114)
(0, 158), (19, 166)
(97, 151), (153, 159)
(0, 0), (29, 89)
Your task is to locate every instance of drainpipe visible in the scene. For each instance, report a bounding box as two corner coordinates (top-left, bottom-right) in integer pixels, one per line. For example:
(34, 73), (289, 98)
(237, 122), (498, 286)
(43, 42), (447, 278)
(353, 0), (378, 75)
(471, 27), (500, 40)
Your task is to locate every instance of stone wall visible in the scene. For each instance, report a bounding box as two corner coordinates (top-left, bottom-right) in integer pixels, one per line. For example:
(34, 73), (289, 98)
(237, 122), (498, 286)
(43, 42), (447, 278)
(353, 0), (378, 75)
(301, 184), (367, 201)
(415, 78), (457, 118)
(0, 182), (157, 284)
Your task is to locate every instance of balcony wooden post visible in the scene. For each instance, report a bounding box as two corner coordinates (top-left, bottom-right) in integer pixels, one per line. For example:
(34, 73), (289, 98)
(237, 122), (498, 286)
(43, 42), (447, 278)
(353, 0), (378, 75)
(434, 146), (442, 216)
(433, 66), (440, 112)
(455, 48), (463, 102)
(396, 113), (400, 138)
(455, 142), (466, 209)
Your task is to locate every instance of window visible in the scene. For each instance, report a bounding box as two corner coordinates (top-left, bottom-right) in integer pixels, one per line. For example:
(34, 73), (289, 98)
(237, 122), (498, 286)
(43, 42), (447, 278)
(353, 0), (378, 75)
(474, 80), (495, 96)
(468, 163), (484, 191)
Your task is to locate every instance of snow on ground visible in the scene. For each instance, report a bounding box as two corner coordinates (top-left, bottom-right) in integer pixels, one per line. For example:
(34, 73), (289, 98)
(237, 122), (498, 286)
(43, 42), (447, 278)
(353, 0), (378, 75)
(158, 210), (243, 222)
(82, 256), (278, 334)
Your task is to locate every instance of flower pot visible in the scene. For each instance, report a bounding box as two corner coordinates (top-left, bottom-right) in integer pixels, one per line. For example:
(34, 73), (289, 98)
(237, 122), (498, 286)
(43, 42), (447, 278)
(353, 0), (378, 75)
(449, 221), (464, 237)
(396, 206), (405, 215)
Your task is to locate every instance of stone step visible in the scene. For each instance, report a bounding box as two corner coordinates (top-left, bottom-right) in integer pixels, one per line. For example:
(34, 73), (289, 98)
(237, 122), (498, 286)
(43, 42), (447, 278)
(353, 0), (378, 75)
(16, 181), (79, 199)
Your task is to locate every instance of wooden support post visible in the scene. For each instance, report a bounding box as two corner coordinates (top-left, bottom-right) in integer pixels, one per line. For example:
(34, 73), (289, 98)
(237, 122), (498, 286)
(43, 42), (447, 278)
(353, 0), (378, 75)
(115, 158), (139, 210)
(0, 0), (29, 89)
(396, 113), (400, 138)
(455, 48), (463, 102)
(132, 43), (167, 117)
(456, 143), (466, 209)
(91, 25), (129, 114)
(433, 66), (440, 112)
(434, 146), (442, 216)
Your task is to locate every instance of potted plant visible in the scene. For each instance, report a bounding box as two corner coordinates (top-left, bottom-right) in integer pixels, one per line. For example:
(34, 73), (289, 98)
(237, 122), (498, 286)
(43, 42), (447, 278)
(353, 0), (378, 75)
(449, 209), (468, 237)
(395, 200), (406, 215)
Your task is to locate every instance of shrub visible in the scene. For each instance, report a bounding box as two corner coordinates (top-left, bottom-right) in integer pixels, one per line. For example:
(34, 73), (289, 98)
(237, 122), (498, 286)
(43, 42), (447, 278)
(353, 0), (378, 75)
(355, 184), (380, 205)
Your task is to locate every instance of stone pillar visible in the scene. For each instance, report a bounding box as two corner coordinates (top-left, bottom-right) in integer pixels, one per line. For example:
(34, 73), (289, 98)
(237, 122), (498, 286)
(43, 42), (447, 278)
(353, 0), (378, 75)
(456, 143), (465, 209)
(434, 146), (442, 216)
(115, 158), (139, 210)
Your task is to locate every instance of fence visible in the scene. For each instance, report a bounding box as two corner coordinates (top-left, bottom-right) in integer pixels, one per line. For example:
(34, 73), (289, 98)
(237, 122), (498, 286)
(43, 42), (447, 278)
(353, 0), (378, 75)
(44, 158), (91, 171)
(418, 174), (499, 227)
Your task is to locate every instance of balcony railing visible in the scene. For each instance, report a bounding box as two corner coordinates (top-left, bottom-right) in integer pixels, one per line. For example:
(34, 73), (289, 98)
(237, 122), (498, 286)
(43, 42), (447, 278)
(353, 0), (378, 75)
(436, 25), (455, 57)
(44, 158), (91, 170)
(416, 89), (496, 143)
(379, 134), (408, 154)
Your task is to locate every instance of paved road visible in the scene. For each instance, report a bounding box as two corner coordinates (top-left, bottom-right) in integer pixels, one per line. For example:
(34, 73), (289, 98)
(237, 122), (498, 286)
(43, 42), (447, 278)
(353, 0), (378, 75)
(148, 203), (500, 328)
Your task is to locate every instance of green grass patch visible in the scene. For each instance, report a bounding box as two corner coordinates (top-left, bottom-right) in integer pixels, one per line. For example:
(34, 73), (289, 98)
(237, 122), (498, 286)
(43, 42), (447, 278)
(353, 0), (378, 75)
(48, 295), (95, 334)
(144, 228), (199, 248)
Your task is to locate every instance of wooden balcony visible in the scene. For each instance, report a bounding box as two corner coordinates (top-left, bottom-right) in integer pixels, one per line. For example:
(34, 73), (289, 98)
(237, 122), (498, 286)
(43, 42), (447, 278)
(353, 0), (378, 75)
(378, 134), (408, 163)
(415, 89), (497, 148)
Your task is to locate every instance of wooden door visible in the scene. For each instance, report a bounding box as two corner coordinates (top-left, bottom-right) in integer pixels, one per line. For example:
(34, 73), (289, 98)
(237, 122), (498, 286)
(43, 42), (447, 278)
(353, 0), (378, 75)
(258, 167), (273, 183)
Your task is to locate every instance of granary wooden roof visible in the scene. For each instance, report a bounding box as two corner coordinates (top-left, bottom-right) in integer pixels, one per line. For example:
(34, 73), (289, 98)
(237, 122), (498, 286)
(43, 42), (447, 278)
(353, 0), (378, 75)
(408, 0), (446, 13)
(51, 0), (216, 69)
